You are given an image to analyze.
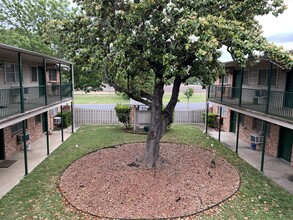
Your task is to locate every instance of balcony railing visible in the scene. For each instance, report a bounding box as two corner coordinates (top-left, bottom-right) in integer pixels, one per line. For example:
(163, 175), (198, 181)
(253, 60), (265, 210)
(0, 83), (72, 120)
(208, 85), (293, 121)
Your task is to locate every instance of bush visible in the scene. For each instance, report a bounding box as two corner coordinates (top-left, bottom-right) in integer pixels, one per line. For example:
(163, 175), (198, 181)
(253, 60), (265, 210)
(115, 104), (131, 129)
(57, 111), (71, 128)
(202, 112), (217, 127)
(162, 106), (174, 129)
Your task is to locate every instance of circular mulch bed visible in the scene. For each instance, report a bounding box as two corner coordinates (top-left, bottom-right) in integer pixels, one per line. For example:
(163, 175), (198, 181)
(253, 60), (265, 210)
(59, 143), (240, 219)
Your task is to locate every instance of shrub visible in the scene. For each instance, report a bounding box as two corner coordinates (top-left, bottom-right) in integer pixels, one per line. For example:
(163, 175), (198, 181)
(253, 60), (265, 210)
(202, 112), (217, 127)
(115, 104), (131, 129)
(57, 111), (71, 128)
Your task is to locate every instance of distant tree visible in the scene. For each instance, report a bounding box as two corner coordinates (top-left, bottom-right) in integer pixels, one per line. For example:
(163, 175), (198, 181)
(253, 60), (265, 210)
(0, 0), (75, 55)
(60, 0), (293, 168)
(184, 88), (194, 112)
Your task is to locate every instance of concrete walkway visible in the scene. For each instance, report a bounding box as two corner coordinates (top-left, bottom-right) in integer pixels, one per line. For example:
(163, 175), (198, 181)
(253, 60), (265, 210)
(204, 127), (293, 194)
(0, 127), (73, 199)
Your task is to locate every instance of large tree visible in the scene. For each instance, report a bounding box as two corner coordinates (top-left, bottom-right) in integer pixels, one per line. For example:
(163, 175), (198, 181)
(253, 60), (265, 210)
(60, 0), (293, 168)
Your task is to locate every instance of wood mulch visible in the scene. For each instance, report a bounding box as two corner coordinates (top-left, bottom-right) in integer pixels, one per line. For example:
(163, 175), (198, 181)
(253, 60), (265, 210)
(59, 143), (240, 219)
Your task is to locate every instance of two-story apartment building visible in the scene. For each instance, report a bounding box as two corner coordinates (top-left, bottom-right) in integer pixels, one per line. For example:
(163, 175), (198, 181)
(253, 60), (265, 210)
(207, 58), (293, 168)
(0, 44), (74, 174)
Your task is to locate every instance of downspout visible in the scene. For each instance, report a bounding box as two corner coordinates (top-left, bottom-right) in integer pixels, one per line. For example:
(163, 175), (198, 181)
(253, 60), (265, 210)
(18, 53), (28, 176)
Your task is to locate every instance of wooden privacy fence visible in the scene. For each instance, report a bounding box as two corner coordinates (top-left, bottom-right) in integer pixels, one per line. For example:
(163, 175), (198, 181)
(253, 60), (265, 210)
(174, 109), (205, 124)
(74, 108), (205, 125)
(75, 108), (119, 124)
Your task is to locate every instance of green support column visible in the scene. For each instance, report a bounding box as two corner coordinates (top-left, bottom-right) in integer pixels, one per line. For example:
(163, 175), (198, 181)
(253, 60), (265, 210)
(220, 76), (224, 102)
(18, 53), (25, 113)
(45, 112), (50, 155)
(218, 107), (222, 141)
(61, 107), (64, 142)
(265, 62), (273, 114)
(18, 53), (28, 175)
(239, 67), (244, 107)
(70, 64), (75, 133)
(235, 113), (241, 154)
(22, 120), (28, 175)
(71, 101), (74, 133)
(260, 121), (268, 172)
(43, 59), (48, 105)
(205, 102), (209, 133)
(59, 62), (62, 101)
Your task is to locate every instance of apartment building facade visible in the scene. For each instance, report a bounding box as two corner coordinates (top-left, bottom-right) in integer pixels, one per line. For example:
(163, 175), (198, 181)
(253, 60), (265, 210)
(0, 44), (74, 174)
(207, 59), (293, 168)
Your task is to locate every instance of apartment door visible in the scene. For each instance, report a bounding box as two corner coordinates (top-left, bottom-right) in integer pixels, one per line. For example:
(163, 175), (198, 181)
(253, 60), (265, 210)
(38, 66), (46, 96)
(284, 70), (293, 108)
(229, 111), (236, 133)
(279, 127), (293, 162)
(0, 129), (5, 160)
(232, 70), (242, 99)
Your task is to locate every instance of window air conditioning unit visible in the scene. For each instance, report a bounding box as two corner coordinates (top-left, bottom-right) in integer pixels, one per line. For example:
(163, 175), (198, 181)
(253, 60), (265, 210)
(250, 134), (263, 144)
(54, 116), (62, 125)
(17, 133), (30, 143)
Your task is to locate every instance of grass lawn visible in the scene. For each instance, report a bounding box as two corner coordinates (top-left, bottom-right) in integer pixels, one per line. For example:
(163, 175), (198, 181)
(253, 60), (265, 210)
(74, 93), (206, 104)
(1, 125), (292, 219)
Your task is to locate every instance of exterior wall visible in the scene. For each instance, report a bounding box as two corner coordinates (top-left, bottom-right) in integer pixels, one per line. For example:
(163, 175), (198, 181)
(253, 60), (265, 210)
(3, 116), (43, 159)
(238, 115), (279, 157)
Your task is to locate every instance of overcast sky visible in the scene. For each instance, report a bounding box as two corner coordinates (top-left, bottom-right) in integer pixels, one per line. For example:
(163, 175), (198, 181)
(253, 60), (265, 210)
(221, 0), (293, 61)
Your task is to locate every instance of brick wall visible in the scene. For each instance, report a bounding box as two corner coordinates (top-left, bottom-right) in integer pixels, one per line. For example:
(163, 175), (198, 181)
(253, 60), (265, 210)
(4, 116), (43, 159)
(238, 115), (279, 157)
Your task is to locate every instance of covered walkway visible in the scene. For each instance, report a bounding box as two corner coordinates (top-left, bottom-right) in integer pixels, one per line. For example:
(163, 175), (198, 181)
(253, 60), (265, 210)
(0, 127), (73, 199)
(205, 128), (293, 194)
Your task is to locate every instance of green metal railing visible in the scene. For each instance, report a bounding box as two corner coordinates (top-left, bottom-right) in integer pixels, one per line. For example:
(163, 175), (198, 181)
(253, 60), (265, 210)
(0, 83), (73, 120)
(208, 85), (293, 121)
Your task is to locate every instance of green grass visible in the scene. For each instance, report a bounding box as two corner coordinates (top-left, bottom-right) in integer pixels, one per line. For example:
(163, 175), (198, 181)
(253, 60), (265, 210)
(74, 93), (206, 104)
(1, 125), (292, 219)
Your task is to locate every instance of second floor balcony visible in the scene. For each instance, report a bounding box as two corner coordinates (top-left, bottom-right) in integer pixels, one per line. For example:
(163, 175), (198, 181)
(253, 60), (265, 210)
(0, 83), (72, 120)
(208, 85), (293, 121)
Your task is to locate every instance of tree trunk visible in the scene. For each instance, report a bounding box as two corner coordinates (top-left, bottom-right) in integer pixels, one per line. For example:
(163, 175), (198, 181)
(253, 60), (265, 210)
(142, 80), (164, 168)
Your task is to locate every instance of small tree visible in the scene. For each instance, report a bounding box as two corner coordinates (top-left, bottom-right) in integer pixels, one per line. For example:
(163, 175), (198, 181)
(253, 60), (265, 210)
(115, 104), (132, 129)
(184, 88), (194, 112)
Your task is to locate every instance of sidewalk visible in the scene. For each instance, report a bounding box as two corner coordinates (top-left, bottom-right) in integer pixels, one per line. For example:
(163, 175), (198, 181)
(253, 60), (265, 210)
(200, 126), (293, 194)
(0, 127), (73, 199)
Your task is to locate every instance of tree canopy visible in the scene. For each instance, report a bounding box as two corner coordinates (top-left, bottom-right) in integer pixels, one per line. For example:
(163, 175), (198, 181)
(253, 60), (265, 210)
(0, 0), (75, 55)
(57, 0), (293, 167)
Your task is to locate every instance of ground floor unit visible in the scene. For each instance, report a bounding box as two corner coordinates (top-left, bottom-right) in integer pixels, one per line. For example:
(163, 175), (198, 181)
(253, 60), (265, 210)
(209, 103), (293, 166)
(0, 104), (72, 161)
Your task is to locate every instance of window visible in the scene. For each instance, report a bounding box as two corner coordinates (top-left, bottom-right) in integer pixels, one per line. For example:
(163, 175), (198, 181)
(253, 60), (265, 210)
(253, 118), (271, 136)
(243, 70), (250, 85)
(35, 114), (41, 125)
(11, 121), (27, 134)
(31, 66), (38, 82)
(50, 108), (58, 116)
(217, 106), (227, 117)
(258, 68), (277, 86)
(48, 69), (57, 81)
(5, 63), (19, 83)
(253, 118), (263, 132)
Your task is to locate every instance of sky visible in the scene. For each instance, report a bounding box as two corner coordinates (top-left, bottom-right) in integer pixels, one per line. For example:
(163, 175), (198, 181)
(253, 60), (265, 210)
(220, 0), (293, 61)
